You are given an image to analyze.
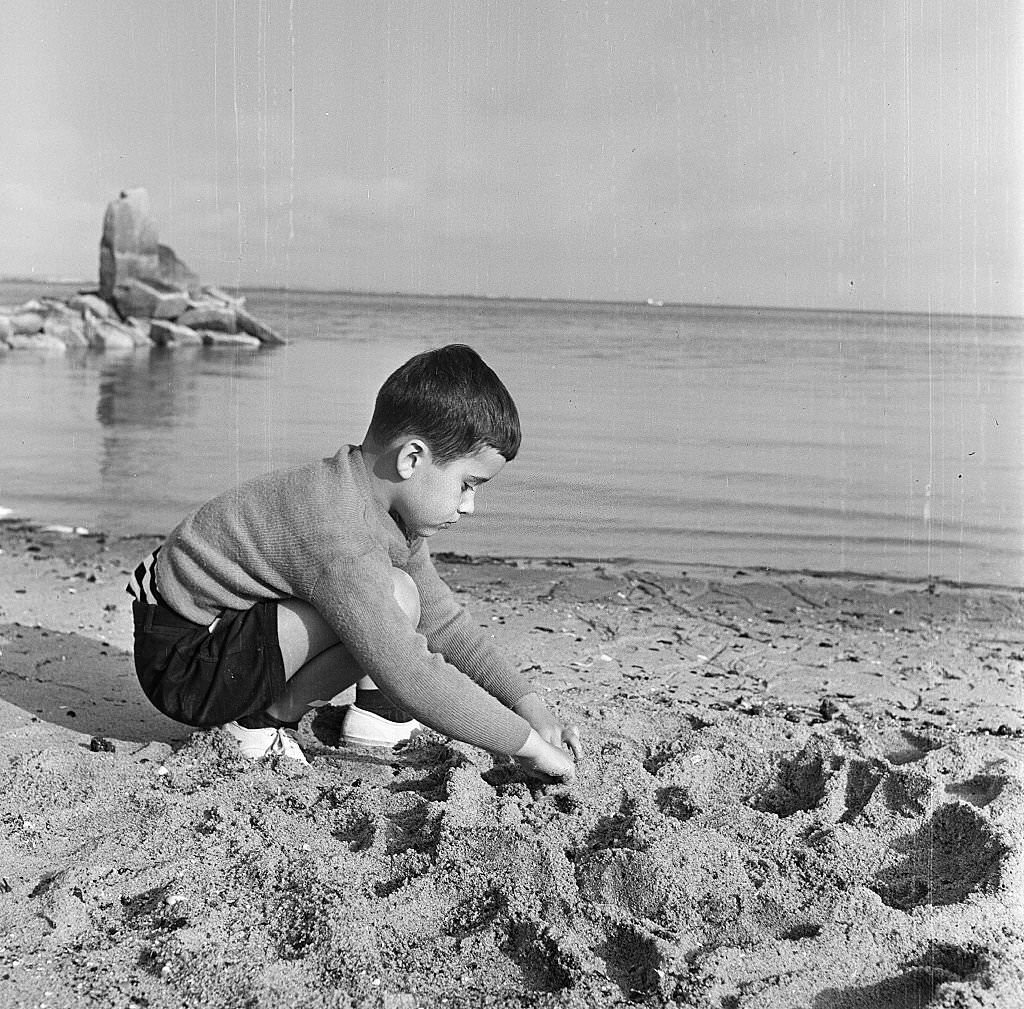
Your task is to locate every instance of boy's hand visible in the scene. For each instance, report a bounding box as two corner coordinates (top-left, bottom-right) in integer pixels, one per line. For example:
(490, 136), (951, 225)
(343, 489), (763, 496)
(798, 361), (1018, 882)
(513, 729), (577, 783)
(513, 692), (583, 762)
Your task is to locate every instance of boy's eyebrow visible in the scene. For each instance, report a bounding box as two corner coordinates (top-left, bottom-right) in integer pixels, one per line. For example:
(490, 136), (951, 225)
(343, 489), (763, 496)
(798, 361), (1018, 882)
(466, 475), (491, 486)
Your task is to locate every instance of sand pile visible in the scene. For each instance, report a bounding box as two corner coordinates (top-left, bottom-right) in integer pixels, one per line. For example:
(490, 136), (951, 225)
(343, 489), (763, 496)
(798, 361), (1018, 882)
(1, 701), (1021, 1008)
(0, 524), (1022, 1007)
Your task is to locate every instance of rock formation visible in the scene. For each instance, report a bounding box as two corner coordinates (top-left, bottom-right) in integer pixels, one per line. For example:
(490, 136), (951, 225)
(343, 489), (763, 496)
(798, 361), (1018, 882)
(1, 188), (284, 354)
(98, 188), (201, 299)
(157, 243), (201, 292)
(98, 188), (161, 300)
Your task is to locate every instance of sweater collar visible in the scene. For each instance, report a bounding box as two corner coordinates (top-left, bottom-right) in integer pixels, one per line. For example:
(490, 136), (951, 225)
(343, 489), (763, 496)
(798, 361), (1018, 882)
(346, 445), (421, 550)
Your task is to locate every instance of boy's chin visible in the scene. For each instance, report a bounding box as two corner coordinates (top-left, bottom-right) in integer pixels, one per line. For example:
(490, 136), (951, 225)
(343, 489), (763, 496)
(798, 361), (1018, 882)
(395, 513), (456, 538)
(421, 521), (456, 537)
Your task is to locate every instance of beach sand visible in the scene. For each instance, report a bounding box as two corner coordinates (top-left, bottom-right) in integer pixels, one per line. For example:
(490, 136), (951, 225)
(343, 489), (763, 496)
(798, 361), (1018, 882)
(0, 519), (1021, 1007)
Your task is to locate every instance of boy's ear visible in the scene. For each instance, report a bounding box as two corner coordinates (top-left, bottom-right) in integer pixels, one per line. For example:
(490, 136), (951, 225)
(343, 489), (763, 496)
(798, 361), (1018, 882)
(395, 438), (430, 480)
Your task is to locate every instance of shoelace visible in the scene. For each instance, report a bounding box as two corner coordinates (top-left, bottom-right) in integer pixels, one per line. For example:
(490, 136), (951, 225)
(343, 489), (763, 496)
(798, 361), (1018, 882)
(268, 728), (290, 757)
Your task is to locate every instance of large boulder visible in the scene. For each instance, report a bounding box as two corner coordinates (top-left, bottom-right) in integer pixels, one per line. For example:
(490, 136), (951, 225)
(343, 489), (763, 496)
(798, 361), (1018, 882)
(202, 285), (246, 309)
(98, 189), (160, 300)
(122, 318), (154, 347)
(200, 330), (260, 348)
(149, 319), (202, 347)
(68, 292), (113, 320)
(98, 188), (200, 301)
(113, 278), (190, 320)
(158, 244), (200, 292)
(84, 315), (139, 351)
(10, 311), (45, 335)
(178, 304), (237, 332)
(6, 332), (66, 353)
(44, 311), (89, 348)
(236, 306), (285, 345)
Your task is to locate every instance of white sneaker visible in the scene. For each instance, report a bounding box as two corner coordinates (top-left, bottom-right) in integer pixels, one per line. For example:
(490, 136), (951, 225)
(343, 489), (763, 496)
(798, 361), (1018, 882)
(221, 721), (309, 764)
(341, 705), (422, 748)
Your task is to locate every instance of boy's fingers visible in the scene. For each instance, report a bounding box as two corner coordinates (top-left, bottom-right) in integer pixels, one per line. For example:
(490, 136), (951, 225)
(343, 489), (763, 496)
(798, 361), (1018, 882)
(563, 726), (583, 761)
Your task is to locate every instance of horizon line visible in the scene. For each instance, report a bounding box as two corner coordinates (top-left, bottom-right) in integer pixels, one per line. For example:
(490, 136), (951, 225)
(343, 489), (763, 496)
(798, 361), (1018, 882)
(2, 275), (1021, 323)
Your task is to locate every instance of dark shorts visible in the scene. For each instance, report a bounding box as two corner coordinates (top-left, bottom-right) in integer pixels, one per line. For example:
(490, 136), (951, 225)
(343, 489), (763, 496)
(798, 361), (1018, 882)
(132, 598), (286, 727)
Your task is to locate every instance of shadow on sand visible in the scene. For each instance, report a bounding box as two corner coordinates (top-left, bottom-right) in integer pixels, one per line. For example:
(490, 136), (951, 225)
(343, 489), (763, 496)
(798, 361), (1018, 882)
(0, 622), (188, 747)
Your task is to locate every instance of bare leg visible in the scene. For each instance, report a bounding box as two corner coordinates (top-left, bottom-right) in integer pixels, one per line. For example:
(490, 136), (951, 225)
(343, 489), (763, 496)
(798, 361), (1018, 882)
(264, 570), (419, 723)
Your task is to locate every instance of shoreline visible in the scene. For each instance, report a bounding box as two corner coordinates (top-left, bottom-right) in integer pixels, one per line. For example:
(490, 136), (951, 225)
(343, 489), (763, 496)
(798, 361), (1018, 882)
(1, 515), (1022, 1006)
(1, 512), (1022, 745)
(5, 512), (1020, 594)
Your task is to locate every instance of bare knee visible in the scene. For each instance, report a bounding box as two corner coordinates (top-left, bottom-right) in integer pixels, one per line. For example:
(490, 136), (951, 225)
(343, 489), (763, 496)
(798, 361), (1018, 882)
(276, 598), (339, 676)
(391, 569), (420, 626)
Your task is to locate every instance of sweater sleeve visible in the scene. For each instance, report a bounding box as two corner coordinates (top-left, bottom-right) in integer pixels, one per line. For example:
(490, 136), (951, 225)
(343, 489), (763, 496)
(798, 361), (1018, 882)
(404, 540), (535, 708)
(308, 543), (531, 756)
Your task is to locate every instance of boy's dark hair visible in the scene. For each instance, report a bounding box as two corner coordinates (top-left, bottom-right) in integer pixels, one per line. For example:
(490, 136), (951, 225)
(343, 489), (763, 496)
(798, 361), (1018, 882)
(367, 344), (521, 463)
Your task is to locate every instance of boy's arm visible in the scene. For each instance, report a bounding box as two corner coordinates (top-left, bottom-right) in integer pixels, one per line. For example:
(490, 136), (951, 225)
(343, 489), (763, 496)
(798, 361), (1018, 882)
(315, 559), (575, 780)
(405, 540), (534, 708)
(407, 542), (583, 766)
(309, 547), (535, 757)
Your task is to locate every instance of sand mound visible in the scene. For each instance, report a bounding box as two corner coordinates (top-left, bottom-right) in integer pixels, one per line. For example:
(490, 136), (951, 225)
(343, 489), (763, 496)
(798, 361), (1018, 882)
(2, 704), (1022, 1008)
(2, 533), (1022, 1006)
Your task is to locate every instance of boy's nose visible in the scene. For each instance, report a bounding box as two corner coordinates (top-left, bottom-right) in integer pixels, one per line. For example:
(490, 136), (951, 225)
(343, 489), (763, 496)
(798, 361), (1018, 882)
(458, 492), (474, 515)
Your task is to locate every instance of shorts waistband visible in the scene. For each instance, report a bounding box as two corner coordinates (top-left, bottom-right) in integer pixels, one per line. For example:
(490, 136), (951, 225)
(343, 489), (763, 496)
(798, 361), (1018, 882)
(134, 596), (206, 631)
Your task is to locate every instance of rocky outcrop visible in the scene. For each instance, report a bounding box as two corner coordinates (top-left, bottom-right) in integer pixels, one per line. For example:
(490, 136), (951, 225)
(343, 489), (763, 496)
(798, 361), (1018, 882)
(98, 188), (160, 300)
(1, 188), (285, 354)
(0, 286), (277, 354)
(98, 188), (201, 300)
(113, 278), (190, 320)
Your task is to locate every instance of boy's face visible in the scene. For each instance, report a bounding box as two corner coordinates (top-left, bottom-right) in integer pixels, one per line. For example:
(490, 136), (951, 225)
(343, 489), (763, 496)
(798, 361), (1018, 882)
(395, 444), (506, 539)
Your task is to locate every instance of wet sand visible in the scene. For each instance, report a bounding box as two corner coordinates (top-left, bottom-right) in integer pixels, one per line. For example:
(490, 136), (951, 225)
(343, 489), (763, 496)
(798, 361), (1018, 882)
(0, 519), (1021, 1007)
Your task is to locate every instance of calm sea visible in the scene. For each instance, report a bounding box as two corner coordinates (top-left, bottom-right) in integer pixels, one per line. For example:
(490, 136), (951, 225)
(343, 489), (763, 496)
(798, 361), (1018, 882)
(1, 282), (1021, 587)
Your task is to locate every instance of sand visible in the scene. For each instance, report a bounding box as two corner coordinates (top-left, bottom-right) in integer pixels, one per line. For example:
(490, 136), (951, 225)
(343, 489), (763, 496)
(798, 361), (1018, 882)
(0, 519), (1021, 1008)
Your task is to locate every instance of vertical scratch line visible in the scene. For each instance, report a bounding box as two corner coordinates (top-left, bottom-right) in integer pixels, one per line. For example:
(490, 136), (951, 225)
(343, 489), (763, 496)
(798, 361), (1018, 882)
(213, 0), (221, 266)
(232, 0), (243, 291)
(231, 0), (242, 483)
(288, 0), (296, 260)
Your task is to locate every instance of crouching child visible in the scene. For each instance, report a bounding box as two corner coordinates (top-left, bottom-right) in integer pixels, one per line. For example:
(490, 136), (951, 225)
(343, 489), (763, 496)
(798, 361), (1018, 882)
(127, 344), (581, 780)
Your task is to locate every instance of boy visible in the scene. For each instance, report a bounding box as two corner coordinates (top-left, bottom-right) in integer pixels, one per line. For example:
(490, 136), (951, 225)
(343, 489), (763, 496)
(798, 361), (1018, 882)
(127, 344), (580, 781)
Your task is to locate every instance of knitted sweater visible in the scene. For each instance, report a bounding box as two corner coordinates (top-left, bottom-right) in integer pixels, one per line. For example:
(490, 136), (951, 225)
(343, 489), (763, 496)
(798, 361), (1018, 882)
(153, 446), (533, 755)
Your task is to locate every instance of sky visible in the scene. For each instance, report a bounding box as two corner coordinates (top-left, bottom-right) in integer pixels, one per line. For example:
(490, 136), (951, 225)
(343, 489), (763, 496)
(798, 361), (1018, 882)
(1, 1), (1020, 314)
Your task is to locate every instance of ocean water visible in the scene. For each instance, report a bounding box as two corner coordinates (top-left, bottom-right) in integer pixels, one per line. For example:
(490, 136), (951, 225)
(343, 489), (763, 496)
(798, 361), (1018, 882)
(1, 282), (1021, 586)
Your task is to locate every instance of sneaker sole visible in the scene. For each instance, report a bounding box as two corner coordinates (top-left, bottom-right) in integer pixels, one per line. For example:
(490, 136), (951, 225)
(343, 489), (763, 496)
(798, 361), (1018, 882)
(343, 730), (422, 749)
